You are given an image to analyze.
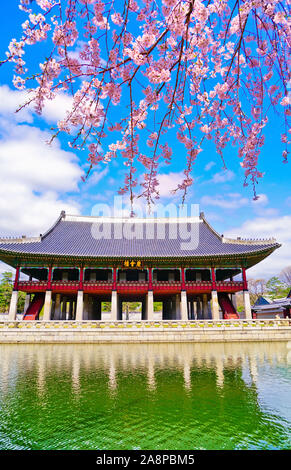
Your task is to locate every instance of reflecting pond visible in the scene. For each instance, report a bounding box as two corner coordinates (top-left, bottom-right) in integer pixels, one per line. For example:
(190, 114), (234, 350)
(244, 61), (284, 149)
(0, 342), (290, 450)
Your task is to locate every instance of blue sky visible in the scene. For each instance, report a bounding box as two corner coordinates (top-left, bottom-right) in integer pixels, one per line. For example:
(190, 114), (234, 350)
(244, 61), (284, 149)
(0, 1), (290, 280)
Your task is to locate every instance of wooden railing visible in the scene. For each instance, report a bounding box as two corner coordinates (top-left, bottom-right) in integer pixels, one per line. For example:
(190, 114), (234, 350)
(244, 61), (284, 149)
(17, 280), (245, 293)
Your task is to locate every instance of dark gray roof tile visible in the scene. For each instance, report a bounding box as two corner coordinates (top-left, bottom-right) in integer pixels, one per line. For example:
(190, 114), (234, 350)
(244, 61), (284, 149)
(0, 213), (280, 260)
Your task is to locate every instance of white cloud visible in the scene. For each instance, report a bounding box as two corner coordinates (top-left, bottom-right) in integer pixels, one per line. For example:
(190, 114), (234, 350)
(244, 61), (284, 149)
(85, 166), (109, 188)
(250, 193), (279, 216)
(156, 172), (185, 197)
(204, 161), (216, 171)
(0, 120), (82, 237)
(251, 193), (268, 206)
(0, 183), (80, 236)
(201, 193), (249, 210)
(0, 84), (73, 124)
(212, 169), (235, 183)
(225, 215), (291, 279)
(0, 124), (81, 193)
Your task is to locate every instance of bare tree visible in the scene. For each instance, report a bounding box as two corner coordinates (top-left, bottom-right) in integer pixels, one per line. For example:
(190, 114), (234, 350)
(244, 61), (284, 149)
(279, 266), (291, 286)
(248, 278), (267, 304)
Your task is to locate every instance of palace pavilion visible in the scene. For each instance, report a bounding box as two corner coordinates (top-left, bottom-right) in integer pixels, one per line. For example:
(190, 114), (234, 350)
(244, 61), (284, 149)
(0, 211), (280, 322)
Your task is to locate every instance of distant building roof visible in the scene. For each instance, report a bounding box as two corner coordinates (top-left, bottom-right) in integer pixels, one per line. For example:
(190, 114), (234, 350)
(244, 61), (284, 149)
(0, 211), (280, 266)
(252, 293), (291, 311)
(253, 296), (271, 306)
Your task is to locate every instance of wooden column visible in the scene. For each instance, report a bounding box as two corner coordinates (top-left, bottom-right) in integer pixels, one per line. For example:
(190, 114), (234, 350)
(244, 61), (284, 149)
(113, 267), (117, 290)
(181, 267), (186, 290)
(47, 266), (52, 290)
(211, 267), (216, 290)
(148, 267), (153, 290)
(79, 267), (84, 290)
(13, 266), (20, 291)
(242, 267), (247, 290)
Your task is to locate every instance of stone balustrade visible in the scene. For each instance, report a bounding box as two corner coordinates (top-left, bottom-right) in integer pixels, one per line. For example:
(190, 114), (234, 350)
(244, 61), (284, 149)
(0, 319), (290, 344)
(1, 319), (290, 329)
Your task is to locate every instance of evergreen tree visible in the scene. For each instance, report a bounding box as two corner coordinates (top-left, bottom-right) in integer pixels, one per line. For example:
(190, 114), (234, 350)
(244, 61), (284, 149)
(0, 272), (26, 314)
(265, 277), (289, 300)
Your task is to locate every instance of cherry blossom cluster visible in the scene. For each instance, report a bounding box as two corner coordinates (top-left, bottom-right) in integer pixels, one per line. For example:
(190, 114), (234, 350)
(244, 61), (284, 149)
(3, 0), (291, 206)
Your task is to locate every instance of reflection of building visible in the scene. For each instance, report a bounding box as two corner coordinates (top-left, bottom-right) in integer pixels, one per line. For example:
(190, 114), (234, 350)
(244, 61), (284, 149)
(0, 212), (280, 322)
(252, 291), (291, 319)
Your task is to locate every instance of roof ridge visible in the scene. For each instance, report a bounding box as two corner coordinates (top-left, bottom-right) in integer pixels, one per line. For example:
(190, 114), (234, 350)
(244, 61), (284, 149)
(222, 236), (277, 245)
(64, 214), (202, 223)
(0, 236), (41, 244)
(41, 210), (66, 239)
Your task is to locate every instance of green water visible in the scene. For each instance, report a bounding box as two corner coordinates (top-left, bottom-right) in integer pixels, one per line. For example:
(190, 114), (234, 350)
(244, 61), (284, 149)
(0, 342), (290, 450)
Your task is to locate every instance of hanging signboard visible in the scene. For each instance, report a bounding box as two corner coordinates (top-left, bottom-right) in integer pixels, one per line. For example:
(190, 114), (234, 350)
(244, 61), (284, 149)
(122, 260), (143, 269)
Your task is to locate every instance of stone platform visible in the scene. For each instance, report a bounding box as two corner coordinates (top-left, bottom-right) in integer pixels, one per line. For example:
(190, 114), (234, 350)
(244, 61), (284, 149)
(0, 319), (290, 343)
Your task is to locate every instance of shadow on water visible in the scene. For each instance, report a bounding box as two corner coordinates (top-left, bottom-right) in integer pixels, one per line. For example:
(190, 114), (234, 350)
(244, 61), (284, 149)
(0, 342), (290, 450)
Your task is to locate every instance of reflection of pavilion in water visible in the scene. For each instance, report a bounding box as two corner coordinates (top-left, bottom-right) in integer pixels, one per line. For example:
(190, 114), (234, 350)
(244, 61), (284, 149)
(0, 342), (290, 395)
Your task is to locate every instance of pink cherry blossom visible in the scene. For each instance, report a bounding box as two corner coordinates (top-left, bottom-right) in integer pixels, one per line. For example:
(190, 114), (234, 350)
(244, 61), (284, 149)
(2, 0), (290, 206)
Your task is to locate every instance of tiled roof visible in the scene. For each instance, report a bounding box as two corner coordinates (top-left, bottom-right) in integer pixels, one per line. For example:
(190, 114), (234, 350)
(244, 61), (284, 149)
(0, 212), (280, 260)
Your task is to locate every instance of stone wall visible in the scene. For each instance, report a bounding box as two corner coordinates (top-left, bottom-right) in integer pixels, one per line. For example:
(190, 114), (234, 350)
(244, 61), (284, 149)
(0, 319), (290, 343)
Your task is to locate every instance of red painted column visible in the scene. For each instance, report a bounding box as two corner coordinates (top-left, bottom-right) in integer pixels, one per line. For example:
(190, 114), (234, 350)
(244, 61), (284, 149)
(242, 267), (247, 290)
(113, 267), (117, 290)
(148, 267), (153, 290)
(79, 267), (84, 290)
(181, 267), (186, 290)
(211, 267), (216, 290)
(47, 266), (52, 290)
(13, 266), (20, 291)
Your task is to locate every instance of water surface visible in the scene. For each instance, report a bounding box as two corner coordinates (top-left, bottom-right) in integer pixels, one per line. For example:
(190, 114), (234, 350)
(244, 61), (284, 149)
(0, 342), (290, 450)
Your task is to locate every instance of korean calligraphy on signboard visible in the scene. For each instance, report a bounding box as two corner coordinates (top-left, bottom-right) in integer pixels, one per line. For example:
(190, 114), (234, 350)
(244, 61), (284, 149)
(122, 260), (143, 269)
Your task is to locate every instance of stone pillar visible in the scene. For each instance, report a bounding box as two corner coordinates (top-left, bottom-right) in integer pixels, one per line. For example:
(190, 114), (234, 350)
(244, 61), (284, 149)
(76, 290), (84, 321)
(211, 290), (219, 320)
(175, 294), (181, 319)
(111, 290), (118, 321)
(83, 294), (89, 320)
(61, 296), (67, 320)
(54, 294), (61, 320)
(193, 301), (197, 319)
(8, 290), (19, 321)
(146, 290), (154, 321)
(202, 294), (208, 319)
(243, 290), (252, 319)
(69, 300), (74, 320)
(180, 291), (188, 321)
(196, 298), (202, 319)
(43, 290), (52, 321)
(190, 301), (194, 319)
